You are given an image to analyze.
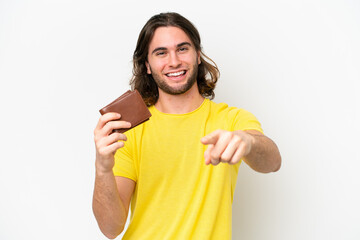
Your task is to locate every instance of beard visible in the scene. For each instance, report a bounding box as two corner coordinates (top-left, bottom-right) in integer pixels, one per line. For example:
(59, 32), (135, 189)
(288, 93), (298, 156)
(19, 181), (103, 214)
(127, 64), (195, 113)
(150, 64), (198, 95)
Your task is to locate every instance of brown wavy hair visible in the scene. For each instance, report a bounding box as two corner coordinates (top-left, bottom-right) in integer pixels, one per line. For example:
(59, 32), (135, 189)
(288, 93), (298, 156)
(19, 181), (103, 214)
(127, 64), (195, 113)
(130, 12), (219, 106)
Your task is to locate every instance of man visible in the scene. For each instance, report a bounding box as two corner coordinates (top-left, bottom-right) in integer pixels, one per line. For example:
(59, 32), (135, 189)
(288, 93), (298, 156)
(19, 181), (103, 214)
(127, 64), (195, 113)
(93, 12), (281, 239)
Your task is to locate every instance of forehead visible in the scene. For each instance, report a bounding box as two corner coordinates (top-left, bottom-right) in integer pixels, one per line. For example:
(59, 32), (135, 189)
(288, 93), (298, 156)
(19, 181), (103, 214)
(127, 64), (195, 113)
(148, 26), (193, 50)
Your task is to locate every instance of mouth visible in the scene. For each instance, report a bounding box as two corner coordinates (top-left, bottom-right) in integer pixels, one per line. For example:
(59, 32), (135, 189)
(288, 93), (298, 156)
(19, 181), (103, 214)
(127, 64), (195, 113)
(165, 70), (186, 77)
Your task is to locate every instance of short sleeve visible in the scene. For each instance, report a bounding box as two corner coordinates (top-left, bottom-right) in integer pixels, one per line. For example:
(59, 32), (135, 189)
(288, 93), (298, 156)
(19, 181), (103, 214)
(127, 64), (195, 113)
(231, 108), (263, 133)
(113, 130), (138, 182)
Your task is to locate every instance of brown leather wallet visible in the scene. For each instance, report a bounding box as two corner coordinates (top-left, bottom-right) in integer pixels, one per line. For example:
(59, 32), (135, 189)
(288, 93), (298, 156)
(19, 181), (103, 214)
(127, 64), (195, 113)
(99, 89), (151, 133)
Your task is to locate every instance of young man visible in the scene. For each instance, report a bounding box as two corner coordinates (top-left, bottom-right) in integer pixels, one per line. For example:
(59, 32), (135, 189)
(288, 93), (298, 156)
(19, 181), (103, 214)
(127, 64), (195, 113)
(93, 12), (281, 239)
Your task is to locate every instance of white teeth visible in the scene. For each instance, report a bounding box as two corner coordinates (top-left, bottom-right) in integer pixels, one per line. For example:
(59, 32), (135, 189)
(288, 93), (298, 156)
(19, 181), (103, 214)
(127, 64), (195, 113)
(167, 71), (185, 77)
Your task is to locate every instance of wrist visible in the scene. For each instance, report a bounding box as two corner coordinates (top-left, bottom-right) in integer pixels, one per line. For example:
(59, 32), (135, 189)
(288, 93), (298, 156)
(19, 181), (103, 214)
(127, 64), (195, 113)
(249, 132), (257, 147)
(95, 167), (114, 177)
(243, 131), (257, 157)
(95, 159), (115, 176)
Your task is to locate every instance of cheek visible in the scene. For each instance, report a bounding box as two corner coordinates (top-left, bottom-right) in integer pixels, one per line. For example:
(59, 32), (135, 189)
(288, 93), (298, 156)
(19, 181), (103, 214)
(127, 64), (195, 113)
(185, 54), (200, 65)
(148, 60), (166, 74)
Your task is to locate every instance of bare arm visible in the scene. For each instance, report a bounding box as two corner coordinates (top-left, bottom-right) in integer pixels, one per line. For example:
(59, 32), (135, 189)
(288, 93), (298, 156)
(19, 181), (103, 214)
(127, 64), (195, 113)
(242, 130), (281, 173)
(92, 113), (135, 239)
(201, 129), (281, 173)
(93, 173), (135, 239)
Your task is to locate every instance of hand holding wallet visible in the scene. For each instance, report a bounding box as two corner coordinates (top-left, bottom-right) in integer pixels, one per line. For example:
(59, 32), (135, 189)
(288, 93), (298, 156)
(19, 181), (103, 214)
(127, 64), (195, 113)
(99, 89), (152, 133)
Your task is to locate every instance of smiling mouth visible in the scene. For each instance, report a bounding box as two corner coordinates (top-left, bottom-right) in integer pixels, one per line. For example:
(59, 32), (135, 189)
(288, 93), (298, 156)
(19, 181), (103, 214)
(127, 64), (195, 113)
(166, 70), (186, 77)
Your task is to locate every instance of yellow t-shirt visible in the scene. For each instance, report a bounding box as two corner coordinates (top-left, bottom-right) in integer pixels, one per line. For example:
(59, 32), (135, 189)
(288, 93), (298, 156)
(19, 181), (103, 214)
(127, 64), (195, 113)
(113, 99), (263, 240)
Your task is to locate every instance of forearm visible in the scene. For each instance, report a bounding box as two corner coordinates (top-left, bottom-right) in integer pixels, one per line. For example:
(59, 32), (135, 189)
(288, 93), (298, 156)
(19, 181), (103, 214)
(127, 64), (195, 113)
(93, 170), (127, 239)
(243, 131), (281, 173)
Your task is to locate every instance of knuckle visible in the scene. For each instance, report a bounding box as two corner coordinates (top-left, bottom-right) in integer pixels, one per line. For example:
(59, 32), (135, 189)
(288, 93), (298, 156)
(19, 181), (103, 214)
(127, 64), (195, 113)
(242, 141), (249, 148)
(121, 134), (128, 141)
(115, 133), (126, 141)
(99, 115), (108, 123)
(113, 132), (120, 139)
(94, 135), (103, 145)
(213, 129), (223, 136)
(230, 157), (240, 164)
(117, 141), (125, 148)
(225, 131), (233, 137)
(104, 121), (115, 132)
(210, 153), (219, 161)
(105, 121), (112, 128)
(111, 132), (120, 139)
(222, 131), (233, 141)
(221, 155), (230, 162)
(98, 148), (107, 156)
(212, 160), (220, 166)
(94, 130), (101, 141)
(233, 136), (242, 145)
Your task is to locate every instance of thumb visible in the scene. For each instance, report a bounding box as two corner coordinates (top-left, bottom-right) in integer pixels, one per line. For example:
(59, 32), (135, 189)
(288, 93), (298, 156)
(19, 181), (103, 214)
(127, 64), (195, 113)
(201, 130), (221, 145)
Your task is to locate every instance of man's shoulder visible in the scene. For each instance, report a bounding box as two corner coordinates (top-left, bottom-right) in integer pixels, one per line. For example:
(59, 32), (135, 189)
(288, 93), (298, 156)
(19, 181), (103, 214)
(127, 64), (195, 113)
(208, 99), (246, 115)
(208, 99), (259, 123)
(208, 99), (262, 131)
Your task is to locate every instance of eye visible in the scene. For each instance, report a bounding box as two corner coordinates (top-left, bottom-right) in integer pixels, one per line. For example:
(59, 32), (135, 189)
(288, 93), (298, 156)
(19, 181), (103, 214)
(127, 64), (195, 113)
(178, 47), (188, 52)
(155, 51), (166, 56)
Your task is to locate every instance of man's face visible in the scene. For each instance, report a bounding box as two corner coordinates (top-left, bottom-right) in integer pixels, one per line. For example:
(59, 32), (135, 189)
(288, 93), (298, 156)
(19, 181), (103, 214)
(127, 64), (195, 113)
(146, 26), (201, 95)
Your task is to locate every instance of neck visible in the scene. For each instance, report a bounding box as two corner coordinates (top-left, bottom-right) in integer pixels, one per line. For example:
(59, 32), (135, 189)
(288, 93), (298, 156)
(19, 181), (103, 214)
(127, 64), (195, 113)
(154, 84), (205, 114)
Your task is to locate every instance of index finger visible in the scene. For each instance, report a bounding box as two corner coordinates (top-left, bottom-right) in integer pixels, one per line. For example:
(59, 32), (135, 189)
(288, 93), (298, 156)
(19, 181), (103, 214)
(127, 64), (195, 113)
(95, 112), (121, 131)
(201, 130), (223, 145)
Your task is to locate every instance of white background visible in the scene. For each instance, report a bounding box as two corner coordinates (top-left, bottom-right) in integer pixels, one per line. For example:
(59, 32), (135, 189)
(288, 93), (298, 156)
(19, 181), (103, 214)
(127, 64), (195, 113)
(1, 0), (359, 239)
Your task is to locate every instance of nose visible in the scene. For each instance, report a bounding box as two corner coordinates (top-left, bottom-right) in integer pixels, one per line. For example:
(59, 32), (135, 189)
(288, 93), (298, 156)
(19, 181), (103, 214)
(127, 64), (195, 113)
(168, 52), (181, 68)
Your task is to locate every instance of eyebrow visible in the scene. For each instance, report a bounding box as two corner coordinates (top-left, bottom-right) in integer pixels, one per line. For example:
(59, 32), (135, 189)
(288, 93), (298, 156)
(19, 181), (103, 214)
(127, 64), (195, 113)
(151, 42), (192, 55)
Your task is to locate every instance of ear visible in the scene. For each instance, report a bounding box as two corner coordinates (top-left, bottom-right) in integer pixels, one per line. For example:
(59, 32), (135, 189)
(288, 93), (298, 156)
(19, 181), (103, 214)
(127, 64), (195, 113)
(145, 61), (151, 74)
(197, 51), (201, 65)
